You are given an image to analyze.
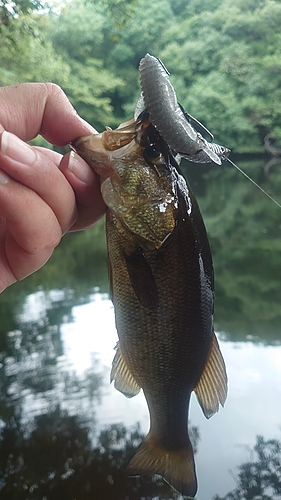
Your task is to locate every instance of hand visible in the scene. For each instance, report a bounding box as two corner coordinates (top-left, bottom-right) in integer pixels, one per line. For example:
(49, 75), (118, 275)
(0, 82), (106, 292)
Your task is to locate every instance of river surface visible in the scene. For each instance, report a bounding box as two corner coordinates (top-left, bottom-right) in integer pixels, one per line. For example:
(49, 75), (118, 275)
(0, 158), (280, 499)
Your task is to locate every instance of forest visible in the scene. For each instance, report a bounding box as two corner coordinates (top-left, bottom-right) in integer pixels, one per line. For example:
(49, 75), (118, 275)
(1, 0), (281, 153)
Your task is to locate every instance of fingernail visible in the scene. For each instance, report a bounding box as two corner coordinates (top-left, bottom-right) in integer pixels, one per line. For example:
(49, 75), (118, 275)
(1, 131), (36, 165)
(68, 151), (96, 184)
(0, 169), (10, 184)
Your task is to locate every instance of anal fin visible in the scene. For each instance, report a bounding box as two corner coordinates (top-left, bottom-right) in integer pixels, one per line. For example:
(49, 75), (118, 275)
(194, 332), (227, 419)
(110, 342), (141, 398)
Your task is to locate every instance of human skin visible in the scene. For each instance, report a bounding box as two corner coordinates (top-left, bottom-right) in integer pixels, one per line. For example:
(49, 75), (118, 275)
(0, 82), (106, 292)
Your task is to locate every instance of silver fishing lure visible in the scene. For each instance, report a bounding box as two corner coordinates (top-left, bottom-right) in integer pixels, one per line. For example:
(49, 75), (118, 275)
(138, 53), (229, 165)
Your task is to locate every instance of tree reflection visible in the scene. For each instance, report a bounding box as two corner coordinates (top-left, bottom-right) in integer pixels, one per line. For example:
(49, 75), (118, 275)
(0, 407), (199, 500)
(0, 285), (200, 499)
(0, 288), (103, 429)
(183, 160), (281, 342)
(213, 434), (281, 500)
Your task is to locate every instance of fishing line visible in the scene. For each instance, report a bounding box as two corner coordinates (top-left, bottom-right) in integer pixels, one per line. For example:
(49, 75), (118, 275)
(226, 157), (281, 209)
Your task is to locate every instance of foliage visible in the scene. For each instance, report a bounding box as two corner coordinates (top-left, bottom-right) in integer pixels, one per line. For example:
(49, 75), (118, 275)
(0, 0), (44, 23)
(48, 2), (125, 129)
(0, 14), (69, 87)
(1, 0), (281, 150)
(213, 434), (281, 500)
(88, 0), (138, 28)
(0, 0), (68, 86)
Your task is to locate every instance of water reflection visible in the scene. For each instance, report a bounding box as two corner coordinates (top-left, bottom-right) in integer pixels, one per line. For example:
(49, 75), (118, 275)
(0, 158), (280, 499)
(0, 289), (280, 499)
(213, 435), (281, 500)
(2, 290), (102, 428)
(181, 158), (281, 341)
(0, 408), (181, 499)
(0, 289), (197, 499)
(263, 155), (281, 175)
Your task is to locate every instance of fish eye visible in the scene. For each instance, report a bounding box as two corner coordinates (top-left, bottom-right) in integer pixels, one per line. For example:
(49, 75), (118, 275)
(144, 145), (164, 165)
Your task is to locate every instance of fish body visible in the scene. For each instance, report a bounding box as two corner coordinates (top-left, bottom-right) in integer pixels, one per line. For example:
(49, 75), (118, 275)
(72, 119), (227, 498)
(139, 53), (230, 165)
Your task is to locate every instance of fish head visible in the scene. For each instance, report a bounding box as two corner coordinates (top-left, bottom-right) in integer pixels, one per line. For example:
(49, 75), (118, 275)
(71, 119), (139, 178)
(72, 119), (179, 248)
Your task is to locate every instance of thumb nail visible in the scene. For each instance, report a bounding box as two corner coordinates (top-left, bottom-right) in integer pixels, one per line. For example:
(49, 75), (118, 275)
(68, 151), (96, 184)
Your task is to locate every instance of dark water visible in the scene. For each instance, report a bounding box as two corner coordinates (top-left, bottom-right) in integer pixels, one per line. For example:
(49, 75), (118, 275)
(0, 158), (280, 500)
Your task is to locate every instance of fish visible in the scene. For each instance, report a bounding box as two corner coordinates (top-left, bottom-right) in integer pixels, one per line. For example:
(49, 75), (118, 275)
(138, 53), (230, 164)
(71, 115), (227, 498)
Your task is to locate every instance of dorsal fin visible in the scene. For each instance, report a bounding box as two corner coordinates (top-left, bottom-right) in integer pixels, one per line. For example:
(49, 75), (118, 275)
(194, 332), (227, 419)
(110, 342), (141, 398)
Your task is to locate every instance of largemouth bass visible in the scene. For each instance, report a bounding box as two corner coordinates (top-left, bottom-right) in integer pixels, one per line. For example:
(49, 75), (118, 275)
(71, 116), (227, 497)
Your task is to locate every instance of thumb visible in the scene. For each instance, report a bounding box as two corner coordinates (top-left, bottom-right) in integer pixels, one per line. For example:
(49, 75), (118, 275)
(59, 151), (106, 231)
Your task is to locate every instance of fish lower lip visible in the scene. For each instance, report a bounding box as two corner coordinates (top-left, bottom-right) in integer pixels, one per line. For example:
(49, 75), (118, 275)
(71, 137), (85, 149)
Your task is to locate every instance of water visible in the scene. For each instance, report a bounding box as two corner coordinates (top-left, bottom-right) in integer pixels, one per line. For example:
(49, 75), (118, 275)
(0, 158), (280, 499)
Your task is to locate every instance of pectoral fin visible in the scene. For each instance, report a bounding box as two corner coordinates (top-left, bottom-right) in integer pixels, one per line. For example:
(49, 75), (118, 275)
(110, 342), (141, 398)
(124, 247), (159, 310)
(194, 332), (227, 419)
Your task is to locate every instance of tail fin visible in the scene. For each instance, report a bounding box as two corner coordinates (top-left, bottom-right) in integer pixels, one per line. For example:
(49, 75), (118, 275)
(127, 432), (197, 498)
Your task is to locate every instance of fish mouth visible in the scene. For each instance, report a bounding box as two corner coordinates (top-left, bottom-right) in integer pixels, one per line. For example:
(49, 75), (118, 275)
(70, 136), (84, 151)
(71, 120), (139, 159)
(69, 124), (147, 179)
(70, 134), (103, 154)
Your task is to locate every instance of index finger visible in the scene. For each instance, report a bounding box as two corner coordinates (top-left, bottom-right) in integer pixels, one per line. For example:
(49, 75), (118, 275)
(0, 83), (97, 145)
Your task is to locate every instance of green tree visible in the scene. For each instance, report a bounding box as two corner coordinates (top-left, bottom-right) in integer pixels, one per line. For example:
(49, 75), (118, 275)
(0, 1), (68, 86)
(3, 0), (281, 152)
(0, 15), (69, 87)
(0, 0), (43, 23)
(48, 2), (124, 130)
